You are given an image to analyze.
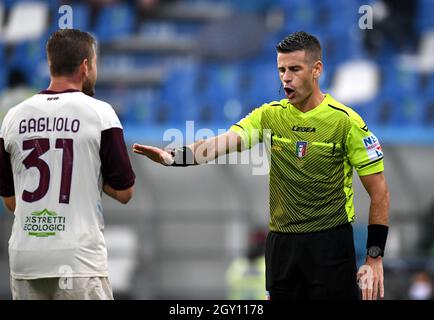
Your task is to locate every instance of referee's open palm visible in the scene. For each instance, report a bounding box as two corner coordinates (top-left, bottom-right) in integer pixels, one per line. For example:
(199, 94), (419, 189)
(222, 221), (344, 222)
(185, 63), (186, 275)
(133, 144), (174, 166)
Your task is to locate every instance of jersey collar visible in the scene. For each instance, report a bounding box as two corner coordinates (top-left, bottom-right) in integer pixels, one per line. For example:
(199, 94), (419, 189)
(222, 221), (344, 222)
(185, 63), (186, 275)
(39, 89), (81, 94)
(288, 94), (331, 118)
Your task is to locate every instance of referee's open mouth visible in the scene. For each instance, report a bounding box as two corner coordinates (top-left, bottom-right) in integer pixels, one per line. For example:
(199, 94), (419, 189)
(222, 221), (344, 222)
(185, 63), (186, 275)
(284, 87), (295, 99)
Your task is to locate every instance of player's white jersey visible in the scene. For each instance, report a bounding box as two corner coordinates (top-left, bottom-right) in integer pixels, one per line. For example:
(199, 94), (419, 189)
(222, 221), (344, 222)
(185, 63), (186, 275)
(0, 90), (135, 279)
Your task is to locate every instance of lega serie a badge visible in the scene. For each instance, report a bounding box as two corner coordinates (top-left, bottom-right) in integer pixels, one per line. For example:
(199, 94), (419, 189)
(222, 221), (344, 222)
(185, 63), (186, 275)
(295, 141), (308, 158)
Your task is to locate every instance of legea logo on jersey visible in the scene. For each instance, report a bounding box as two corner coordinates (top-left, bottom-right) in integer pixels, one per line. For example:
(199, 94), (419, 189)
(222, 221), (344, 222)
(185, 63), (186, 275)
(23, 209), (66, 237)
(362, 134), (383, 160)
(295, 141), (308, 158)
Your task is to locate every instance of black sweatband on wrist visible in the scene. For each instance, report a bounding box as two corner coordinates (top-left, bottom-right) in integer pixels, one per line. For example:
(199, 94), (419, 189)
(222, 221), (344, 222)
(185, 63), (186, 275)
(367, 224), (389, 255)
(170, 146), (194, 167)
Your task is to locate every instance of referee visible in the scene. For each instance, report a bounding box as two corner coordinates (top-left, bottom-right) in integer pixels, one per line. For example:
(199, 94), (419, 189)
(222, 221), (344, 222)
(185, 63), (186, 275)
(133, 31), (390, 300)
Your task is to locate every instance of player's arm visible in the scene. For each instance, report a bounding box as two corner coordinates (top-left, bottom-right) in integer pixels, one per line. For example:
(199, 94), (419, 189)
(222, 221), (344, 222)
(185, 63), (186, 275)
(2, 196), (15, 212)
(100, 127), (136, 204)
(133, 130), (243, 166)
(103, 185), (134, 205)
(0, 135), (15, 212)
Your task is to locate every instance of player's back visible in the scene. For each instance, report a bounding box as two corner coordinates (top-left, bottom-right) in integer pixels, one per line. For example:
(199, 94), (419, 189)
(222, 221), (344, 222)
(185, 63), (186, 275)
(1, 90), (123, 279)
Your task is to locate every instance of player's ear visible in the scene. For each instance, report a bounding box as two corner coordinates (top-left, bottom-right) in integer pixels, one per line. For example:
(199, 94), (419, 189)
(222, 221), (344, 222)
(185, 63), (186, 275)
(80, 58), (90, 77)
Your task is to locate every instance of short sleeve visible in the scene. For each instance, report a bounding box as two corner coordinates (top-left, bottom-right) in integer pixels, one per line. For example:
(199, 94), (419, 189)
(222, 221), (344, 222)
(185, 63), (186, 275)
(229, 105), (265, 149)
(100, 127), (135, 190)
(99, 102), (123, 131)
(346, 117), (384, 176)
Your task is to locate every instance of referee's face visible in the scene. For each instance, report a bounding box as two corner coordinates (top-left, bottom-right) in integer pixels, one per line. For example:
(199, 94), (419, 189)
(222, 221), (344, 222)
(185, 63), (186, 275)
(277, 51), (319, 107)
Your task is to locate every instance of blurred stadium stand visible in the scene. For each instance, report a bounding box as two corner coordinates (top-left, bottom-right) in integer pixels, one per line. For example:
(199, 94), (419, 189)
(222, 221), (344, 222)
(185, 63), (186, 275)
(2, 1), (48, 44)
(1, 0), (434, 299)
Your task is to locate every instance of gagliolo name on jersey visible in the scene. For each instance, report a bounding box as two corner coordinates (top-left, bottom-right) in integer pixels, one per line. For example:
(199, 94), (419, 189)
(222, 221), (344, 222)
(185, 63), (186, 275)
(23, 209), (66, 237)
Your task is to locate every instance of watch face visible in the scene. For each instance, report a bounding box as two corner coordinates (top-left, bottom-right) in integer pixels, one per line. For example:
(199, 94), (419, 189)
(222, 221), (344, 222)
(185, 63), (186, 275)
(368, 246), (382, 258)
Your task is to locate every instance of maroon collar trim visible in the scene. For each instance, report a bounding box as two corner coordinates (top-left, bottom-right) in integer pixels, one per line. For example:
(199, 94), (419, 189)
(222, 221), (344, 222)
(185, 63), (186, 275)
(39, 89), (81, 94)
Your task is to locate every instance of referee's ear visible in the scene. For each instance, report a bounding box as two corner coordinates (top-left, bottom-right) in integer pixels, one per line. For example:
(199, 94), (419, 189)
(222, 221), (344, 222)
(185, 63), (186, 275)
(312, 60), (323, 79)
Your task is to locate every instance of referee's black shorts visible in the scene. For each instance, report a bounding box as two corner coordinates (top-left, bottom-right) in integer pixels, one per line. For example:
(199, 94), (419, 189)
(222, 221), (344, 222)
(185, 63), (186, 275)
(265, 223), (359, 300)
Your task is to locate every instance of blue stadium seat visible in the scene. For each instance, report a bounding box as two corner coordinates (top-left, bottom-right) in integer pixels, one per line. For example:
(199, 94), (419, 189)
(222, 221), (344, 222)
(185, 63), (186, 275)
(139, 21), (177, 38)
(381, 62), (420, 99)
(247, 63), (282, 106)
(280, 0), (317, 34)
(3, 0), (60, 9)
(320, 57), (336, 90)
(213, 64), (245, 124)
(174, 21), (203, 37)
(226, 0), (271, 13)
(0, 70), (6, 94)
(140, 20), (203, 38)
(352, 97), (380, 127)
(377, 93), (426, 127)
(318, 0), (362, 13)
(0, 42), (6, 92)
(98, 88), (161, 126)
(2, 0), (15, 9)
(424, 98), (434, 126)
(0, 41), (4, 63)
(161, 64), (199, 105)
(316, 0), (360, 35)
(178, 96), (200, 123)
(163, 95), (214, 126)
(416, 0), (434, 33)
(201, 64), (242, 105)
(163, 67), (233, 126)
(160, 64), (202, 124)
(94, 4), (135, 43)
(127, 88), (161, 125)
(95, 87), (130, 123)
(399, 95), (427, 126)
(69, 4), (90, 31)
(427, 74), (434, 99)
(9, 36), (48, 88)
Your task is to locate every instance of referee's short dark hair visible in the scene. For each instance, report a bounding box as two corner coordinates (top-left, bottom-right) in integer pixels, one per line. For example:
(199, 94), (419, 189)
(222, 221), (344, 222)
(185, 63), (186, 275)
(46, 29), (96, 76)
(276, 31), (322, 62)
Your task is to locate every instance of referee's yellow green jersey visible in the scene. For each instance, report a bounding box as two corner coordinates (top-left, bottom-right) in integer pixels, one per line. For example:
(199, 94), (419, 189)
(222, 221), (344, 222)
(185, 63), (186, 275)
(230, 94), (384, 233)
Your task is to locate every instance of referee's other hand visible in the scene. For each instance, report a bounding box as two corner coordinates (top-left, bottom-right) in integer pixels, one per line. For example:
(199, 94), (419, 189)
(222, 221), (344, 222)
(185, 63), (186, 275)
(133, 144), (174, 166)
(357, 257), (385, 300)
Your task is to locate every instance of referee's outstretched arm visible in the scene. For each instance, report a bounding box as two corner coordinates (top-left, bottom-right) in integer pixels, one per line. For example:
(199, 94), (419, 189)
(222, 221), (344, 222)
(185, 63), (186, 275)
(357, 172), (390, 300)
(132, 130), (243, 166)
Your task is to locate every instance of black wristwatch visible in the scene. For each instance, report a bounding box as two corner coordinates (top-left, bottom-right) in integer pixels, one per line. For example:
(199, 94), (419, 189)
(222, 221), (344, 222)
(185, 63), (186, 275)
(170, 146), (194, 167)
(367, 245), (383, 258)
